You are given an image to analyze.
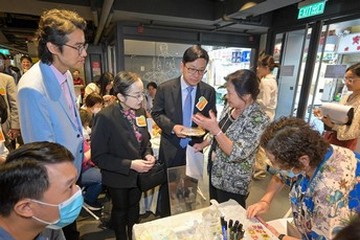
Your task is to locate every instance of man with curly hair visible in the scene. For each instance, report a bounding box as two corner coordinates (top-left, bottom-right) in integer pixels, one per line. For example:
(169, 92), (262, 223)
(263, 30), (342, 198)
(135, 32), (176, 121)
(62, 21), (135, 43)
(17, 9), (87, 240)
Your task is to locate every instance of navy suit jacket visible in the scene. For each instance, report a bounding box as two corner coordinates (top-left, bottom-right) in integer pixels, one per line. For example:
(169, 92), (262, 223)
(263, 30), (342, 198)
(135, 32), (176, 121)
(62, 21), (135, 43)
(152, 77), (216, 167)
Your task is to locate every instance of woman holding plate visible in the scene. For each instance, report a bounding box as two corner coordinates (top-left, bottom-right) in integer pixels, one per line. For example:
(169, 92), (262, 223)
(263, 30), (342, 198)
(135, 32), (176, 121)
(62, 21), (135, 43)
(192, 69), (269, 207)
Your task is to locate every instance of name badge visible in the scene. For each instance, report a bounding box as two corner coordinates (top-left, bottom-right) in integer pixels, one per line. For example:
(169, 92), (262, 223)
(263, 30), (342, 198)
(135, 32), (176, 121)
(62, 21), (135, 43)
(0, 128), (5, 142)
(196, 96), (208, 111)
(136, 115), (147, 127)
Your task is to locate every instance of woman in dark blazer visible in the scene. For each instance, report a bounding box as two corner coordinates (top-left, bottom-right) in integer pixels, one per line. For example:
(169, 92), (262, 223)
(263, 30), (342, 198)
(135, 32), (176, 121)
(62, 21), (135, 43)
(91, 71), (155, 240)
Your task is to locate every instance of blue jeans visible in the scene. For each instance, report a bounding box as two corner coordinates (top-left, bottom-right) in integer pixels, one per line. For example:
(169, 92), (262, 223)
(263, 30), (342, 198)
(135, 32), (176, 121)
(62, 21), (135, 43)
(81, 167), (103, 204)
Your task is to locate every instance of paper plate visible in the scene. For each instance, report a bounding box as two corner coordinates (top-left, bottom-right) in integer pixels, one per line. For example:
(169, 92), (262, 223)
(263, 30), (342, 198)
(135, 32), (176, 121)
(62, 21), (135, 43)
(181, 127), (205, 136)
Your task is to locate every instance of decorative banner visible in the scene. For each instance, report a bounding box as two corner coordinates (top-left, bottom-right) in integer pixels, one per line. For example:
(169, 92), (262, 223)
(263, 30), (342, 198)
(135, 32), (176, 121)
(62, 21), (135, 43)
(337, 33), (360, 54)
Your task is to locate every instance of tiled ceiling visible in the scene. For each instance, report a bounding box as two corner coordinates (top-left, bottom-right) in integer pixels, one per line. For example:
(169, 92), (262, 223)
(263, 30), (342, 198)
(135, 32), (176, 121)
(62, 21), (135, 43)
(0, 0), (302, 54)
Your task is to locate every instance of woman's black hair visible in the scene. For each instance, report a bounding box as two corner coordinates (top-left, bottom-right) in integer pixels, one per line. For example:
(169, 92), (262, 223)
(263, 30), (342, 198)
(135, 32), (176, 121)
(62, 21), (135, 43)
(224, 69), (260, 100)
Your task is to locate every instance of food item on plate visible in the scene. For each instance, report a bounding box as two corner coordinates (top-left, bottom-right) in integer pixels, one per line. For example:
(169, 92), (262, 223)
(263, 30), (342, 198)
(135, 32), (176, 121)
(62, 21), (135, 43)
(181, 127), (205, 136)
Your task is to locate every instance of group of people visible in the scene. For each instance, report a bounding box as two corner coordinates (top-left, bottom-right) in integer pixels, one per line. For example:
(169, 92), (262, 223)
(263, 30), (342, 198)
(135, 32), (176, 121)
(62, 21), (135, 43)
(0, 7), (359, 240)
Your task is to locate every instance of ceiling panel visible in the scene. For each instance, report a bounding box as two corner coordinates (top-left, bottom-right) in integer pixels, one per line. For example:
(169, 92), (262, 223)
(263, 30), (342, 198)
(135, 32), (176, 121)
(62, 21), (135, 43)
(0, 0), (302, 53)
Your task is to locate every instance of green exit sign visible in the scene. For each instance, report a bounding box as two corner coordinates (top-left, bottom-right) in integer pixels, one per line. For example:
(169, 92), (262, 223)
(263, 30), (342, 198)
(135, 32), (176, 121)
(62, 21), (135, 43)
(298, 1), (326, 19)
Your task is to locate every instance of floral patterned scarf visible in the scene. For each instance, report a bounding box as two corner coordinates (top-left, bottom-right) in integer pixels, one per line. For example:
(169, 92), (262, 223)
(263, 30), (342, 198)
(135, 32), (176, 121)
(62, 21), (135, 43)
(122, 109), (143, 143)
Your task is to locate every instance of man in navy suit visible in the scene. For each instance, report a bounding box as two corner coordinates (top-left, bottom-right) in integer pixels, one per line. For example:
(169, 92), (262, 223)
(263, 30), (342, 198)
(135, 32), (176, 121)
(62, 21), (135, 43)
(17, 9), (87, 240)
(152, 45), (217, 217)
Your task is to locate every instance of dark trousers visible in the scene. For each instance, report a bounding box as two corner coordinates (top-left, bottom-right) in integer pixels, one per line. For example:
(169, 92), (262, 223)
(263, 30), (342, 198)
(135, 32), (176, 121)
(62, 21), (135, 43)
(207, 155), (247, 208)
(211, 187), (247, 208)
(157, 182), (171, 217)
(108, 187), (141, 240)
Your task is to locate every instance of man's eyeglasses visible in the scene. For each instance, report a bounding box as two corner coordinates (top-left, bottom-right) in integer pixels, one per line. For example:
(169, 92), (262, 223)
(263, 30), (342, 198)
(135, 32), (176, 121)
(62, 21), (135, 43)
(63, 43), (88, 55)
(185, 66), (207, 75)
(125, 92), (145, 100)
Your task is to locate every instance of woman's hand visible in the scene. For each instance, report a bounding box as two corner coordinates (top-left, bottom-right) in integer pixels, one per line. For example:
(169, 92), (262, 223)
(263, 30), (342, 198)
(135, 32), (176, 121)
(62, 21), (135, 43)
(192, 110), (220, 135)
(144, 154), (156, 165)
(321, 116), (335, 128)
(193, 139), (210, 152)
(246, 200), (271, 219)
(130, 159), (154, 173)
(313, 108), (334, 128)
(313, 108), (322, 118)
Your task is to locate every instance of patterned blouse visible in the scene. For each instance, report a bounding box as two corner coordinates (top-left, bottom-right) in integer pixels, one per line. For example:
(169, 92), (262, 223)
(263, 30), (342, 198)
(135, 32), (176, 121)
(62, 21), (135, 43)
(287, 145), (360, 239)
(333, 93), (360, 140)
(211, 103), (269, 195)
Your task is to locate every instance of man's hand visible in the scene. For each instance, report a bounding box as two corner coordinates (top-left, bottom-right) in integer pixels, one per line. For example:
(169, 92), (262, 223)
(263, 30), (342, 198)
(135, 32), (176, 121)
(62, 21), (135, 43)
(173, 124), (187, 138)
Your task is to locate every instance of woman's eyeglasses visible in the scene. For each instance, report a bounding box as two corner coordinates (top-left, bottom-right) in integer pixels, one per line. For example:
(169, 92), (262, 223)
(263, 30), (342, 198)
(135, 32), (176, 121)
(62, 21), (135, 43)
(342, 77), (360, 84)
(125, 92), (145, 99)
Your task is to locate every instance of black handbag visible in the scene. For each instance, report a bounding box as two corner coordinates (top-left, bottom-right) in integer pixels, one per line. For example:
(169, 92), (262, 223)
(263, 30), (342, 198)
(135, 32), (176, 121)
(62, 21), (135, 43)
(138, 162), (167, 192)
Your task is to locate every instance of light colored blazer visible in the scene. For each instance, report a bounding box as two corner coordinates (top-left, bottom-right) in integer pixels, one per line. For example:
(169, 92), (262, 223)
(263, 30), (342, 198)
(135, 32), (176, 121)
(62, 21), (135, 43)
(17, 61), (84, 174)
(0, 72), (20, 133)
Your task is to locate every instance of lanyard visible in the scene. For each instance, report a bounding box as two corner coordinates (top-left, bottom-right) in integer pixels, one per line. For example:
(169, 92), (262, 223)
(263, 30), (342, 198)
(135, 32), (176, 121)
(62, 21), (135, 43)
(294, 146), (333, 239)
(300, 146), (333, 194)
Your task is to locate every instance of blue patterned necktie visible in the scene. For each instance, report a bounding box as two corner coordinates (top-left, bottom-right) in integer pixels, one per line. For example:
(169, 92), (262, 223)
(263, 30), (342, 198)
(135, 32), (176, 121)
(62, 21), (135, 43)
(180, 86), (194, 148)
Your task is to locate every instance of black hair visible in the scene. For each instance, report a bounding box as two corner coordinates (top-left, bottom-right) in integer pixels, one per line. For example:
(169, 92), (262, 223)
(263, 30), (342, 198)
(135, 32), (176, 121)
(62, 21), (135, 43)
(84, 92), (104, 108)
(112, 71), (141, 96)
(224, 69), (260, 100)
(37, 9), (86, 64)
(20, 55), (33, 64)
(94, 72), (114, 96)
(0, 142), (74, 216)
(146, 81), (157, 89)
(333, 214), (360, 240)
(346, 62), (360, 77)
(182, 45), (209, 64)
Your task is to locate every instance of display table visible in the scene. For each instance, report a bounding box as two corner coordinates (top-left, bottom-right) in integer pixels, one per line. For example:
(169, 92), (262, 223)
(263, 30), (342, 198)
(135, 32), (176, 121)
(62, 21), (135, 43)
(133, 199), (278, 240)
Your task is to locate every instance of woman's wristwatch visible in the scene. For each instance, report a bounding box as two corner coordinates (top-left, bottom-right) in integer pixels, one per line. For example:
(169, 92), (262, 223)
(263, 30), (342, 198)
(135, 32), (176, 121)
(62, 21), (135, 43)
(278, 234), (286, 240)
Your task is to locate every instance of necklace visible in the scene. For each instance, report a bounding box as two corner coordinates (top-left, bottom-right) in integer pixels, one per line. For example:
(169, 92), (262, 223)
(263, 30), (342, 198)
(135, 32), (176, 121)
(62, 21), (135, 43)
(219, 108), (236, 131)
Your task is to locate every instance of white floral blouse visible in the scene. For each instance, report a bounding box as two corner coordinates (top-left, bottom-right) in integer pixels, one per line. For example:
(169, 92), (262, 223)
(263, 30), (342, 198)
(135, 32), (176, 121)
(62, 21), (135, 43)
(333, 93), (360, 140)
(287, 145), (360, 239)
